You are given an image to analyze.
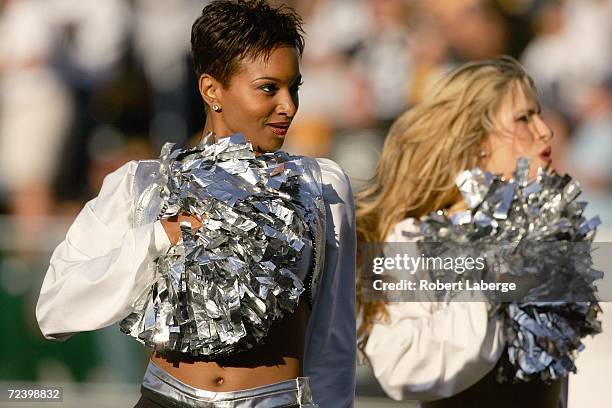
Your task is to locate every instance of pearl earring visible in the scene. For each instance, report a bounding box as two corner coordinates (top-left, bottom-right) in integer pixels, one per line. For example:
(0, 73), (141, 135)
(479, 148), (487, 158)
(212, 104), (221, 112)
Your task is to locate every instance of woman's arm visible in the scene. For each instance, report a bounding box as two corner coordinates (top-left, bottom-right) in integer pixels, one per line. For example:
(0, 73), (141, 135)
(363, 219), (505, 401)
(303, 158), (357, 408)
(365, 301), (504, 401)
(36, 161), (172, 340)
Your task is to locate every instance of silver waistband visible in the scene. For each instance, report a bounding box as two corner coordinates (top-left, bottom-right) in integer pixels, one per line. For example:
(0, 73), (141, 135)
(141, 361), (319, 407)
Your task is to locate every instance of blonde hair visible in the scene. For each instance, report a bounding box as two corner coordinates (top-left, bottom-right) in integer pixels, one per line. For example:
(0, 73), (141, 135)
(356, 56), (536, 343)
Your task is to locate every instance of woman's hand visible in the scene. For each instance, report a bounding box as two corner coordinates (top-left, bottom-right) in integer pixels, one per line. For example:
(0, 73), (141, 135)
(160, 212), (203, 245)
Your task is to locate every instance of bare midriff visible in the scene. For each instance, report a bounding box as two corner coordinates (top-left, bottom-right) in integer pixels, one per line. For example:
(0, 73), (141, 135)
(150, 300), (309, 391)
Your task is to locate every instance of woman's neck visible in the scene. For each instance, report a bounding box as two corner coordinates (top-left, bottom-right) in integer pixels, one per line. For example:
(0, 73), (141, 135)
(202, 120), (264, 157)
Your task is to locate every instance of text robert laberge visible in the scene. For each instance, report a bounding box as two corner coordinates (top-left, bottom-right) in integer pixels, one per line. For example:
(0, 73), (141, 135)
(372, 279), (517, 293)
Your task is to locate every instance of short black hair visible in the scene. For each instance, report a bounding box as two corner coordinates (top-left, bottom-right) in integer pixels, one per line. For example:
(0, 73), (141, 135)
(191, 0), (305, 87)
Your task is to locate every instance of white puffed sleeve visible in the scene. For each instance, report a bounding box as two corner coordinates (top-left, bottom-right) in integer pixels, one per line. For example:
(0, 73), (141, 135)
(364, 218), (505, 401)
(36, 161), (171, 340)
(303, 158), (357, 408)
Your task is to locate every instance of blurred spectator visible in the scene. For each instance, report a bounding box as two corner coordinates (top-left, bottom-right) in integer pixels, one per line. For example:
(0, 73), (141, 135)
(131, 0), (205, 148)
(0, 0), (71, 252)
(403, 8), (451, 106)
(567, 80), (612, 225)
(352, 0), (412, 123)
(423, 0), (511, 61)
(522, 0), (612, 116)
(46, 0), (130, 203)
(298, 0), (369, 60)
(285, 0), (373, 156)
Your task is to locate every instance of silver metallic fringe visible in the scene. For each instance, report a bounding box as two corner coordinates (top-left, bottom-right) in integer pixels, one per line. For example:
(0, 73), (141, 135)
(417, 158), (603, 383)
(121, 133), (319, 357)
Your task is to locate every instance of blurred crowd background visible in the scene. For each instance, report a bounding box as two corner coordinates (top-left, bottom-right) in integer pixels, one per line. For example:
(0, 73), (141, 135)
(0, 0), (611, 407)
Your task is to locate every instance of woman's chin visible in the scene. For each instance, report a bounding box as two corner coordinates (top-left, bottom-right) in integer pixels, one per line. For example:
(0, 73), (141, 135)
(535, 157), (552, 172)
(253, 141), (284, 154)
(266, 138), (285, 152)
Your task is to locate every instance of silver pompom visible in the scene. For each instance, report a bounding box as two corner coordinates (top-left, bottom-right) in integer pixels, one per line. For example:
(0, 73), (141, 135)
(121, 133), (322, 357)
(417, 158), (603, 383)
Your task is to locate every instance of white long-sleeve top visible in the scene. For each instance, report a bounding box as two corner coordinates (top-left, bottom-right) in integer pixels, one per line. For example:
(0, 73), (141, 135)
(364, 218), (505, 402)
(36, 158), (357, 407)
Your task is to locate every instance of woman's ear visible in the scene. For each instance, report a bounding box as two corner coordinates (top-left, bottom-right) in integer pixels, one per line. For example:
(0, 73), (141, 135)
(198, 74), (222, 107)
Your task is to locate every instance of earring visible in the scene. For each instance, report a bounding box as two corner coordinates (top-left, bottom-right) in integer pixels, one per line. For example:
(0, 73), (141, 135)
(212, 104), (221, 112)
(479, 148), (487, 158)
